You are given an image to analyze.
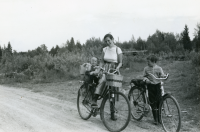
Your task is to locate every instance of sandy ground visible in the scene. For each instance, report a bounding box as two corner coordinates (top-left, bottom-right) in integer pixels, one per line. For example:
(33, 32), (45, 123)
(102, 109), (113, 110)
(0, 85), (109, 132)
(0, 85), (155, 132)
(0, 84), (199, 132)
(0, 84), (167, 132)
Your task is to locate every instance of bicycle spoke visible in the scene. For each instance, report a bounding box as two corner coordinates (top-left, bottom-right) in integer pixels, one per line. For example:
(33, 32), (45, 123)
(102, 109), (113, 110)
(83, 101), (92, 112)
(160, 95), (181, 132)
(129, 87), (146, 120)
(137, 104), (145, 108)
(77, 85), (93, 120)
(101, 92), (131, 132)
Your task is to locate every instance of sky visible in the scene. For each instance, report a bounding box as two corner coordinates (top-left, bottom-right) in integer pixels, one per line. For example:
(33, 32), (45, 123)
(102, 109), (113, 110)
(0, 0), (200, 52)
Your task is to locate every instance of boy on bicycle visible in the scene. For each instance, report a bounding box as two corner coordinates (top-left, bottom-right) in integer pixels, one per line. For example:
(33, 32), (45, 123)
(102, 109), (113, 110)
(143, 54), (166, 125)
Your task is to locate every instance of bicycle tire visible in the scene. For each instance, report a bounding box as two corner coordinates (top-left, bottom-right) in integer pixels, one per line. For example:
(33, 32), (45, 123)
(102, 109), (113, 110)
(77, 84), (92, 120)
(159, 94), (181, 132)
(100, 91), (131, 132)
(128, 86), (146, 121)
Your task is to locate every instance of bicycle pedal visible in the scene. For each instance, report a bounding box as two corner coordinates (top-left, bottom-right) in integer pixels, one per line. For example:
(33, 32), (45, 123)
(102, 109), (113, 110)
(91, 105), (98, 109)
(166, 114), (172, 117)
(136, 109), (142, 113)
(92, 109), (100, 117)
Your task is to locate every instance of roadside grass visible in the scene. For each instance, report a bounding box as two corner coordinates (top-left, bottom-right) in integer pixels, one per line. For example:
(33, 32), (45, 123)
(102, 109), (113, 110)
(162, 61), (200, 131)
(122, 60), (200, 131)
(31, 88), (43, 93)
(2, 60), (200, 131)
(5, 80), (80, 104)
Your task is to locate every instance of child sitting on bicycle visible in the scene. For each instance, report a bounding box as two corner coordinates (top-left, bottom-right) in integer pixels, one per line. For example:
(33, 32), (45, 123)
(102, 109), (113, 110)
(143, 54), (166, 125)
(84, 57), (99, 85)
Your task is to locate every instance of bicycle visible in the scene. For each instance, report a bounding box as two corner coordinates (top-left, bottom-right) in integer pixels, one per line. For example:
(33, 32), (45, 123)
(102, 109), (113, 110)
(77, 67), (131, 132)
(128, 73), (181, 132)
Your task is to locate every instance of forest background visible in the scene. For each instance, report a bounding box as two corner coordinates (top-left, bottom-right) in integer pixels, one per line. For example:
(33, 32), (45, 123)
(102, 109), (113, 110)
(0, 24), (199, 83)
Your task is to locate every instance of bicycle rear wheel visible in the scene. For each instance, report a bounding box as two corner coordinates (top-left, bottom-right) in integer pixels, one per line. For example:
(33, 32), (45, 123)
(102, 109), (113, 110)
(77, 84), (92, 120)
(128, 86), (146, 121)
(160, 94), (181, 132)
(100, 91), (131, 132)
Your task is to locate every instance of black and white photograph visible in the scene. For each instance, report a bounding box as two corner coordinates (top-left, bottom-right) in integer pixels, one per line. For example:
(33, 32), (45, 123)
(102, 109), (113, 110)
(0, 0), (200, 131)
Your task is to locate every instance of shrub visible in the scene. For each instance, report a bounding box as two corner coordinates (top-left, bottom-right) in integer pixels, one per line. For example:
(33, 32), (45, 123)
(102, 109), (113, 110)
(190, 52), (200, 66)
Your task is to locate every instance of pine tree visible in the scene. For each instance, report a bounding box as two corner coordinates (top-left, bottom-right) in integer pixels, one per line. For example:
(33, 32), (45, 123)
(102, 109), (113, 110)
(68, 37), (75, 52)
(40, 44), (48, 52)
(136, 37), (146, 50)
(129, 35), (136, 49)
(76, 41), (82, 50)
(55, 45), (60, 54)
(0, 46), (2, 59)
(49, 46), (55, 56)
(181, 25), (192, 51)
(194, 23), (200, 52)
(7, 41), (12, 55)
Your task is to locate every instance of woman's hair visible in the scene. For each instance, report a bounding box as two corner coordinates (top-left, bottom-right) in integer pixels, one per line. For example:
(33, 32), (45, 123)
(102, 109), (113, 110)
(146, 54), (158, 63)
(103, 34), (114, 40)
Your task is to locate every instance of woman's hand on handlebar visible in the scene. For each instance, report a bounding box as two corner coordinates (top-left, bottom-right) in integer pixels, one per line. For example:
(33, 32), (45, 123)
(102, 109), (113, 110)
(94, 66), (119, 75)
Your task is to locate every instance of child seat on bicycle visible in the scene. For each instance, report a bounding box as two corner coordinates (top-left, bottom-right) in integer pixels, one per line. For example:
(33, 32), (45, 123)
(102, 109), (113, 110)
(130, 79), (146, 88)
(80, 57), (99, 84)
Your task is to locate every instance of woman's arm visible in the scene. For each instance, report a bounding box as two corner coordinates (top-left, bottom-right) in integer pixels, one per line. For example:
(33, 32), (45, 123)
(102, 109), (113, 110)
(95, 51), (105, 73)
(116, 53), (123, 71)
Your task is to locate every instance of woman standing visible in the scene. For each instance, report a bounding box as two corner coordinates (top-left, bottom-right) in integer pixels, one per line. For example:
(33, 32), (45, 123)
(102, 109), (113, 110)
(92, 34), (123, 116)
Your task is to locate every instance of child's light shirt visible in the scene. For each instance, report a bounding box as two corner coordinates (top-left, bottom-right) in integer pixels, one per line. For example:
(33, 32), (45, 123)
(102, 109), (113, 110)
(143, 64), (165, 84)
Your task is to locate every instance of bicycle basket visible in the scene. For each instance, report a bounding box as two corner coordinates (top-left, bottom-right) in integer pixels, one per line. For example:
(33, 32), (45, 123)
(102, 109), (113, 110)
(106, 74), (123, 87)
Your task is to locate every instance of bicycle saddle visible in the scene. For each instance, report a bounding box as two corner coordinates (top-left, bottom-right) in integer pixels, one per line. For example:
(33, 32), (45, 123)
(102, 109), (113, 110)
(131, 79), (146, 87)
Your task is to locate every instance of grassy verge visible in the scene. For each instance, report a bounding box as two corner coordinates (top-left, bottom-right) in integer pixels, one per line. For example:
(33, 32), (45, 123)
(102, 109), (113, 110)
(2, 60), (200, 131)
(123, 60), (200, 131)
(164, 61), (200, 131)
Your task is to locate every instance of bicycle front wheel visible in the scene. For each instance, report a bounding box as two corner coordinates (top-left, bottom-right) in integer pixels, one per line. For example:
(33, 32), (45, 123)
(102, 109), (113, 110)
(100, 91), (131, 132)
(128, 86), (146, 121)
(160, 94), (181, 132)
(77, 85), (92, 120)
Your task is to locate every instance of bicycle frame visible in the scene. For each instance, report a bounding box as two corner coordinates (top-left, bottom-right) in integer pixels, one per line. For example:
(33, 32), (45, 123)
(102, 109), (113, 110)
(129, 73), (181, 131)
(80, 66), (123, 114)
(130, 82), (161, 113)
(80, 78), (119, 112)
(130, 83), (149, 104)
(78, 68), (131, 132)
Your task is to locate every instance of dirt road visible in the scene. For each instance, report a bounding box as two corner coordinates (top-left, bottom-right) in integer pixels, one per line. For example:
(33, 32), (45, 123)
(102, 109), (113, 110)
(0, 85), (114, 132)
(0, 85), (108, 132)
(0, 85), (156, 132)
(2, 84), (195, 132)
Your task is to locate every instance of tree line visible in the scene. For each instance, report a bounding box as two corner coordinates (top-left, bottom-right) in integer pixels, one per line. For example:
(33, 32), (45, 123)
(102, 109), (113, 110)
(0, 24), (199, 59)
(0, 24), (199, 83)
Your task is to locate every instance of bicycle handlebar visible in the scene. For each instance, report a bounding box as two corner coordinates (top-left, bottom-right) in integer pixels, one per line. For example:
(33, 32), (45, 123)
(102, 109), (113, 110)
(147, 73), (169, 81)
(94, 66), (119, 75)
